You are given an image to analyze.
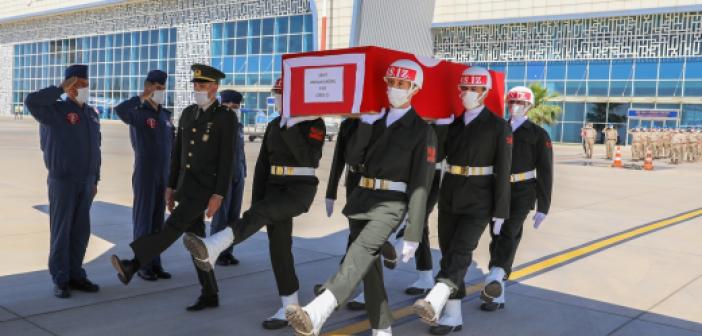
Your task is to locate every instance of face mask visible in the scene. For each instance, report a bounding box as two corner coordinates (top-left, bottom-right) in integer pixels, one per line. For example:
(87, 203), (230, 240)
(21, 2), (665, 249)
(509, 104), (527, 119)
(75, 87), (89, 105)
(274, 94), (282, 112)
(151, 90), (165, 105)
(194, 90), (210, 107)
(461, 91), (483, 110)
(387, 87), (411, 108)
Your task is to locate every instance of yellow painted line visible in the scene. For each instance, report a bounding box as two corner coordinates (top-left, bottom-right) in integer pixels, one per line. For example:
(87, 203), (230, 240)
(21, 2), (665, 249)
(324, 208), (702, 336)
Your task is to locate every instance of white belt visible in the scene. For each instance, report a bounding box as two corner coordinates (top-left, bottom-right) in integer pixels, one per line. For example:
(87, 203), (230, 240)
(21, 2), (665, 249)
(359, 177), (407, 193)
(510, 170), (537, 183)
(270, 165), (316, 177)
(435, 162), (444, 170)
(445, 164), (494, 177)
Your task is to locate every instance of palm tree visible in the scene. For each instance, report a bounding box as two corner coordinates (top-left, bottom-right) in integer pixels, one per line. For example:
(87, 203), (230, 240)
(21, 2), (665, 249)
(526, 82), (563, 126)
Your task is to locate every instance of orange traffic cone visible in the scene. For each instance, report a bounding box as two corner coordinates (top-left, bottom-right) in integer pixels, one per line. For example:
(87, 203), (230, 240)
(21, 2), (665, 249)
(643, 149), (654, 171)
(612, 146), (623, 168)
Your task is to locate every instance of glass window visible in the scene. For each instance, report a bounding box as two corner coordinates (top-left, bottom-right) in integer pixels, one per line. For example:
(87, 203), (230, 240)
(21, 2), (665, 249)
(235, 38), (247, 55)
(546, 62), (566, 80)
(635, 60), (657, 80)
(246, 74), (260, 85)
(489, 62), (506, 73)
(563, 103), (585, 122)
(684, 81), (702, 97)
(290, 15), (304, 34)
(304, 15), (313, 33)
(659, 59), (684, 80)
(607, 103), (630, 123)
(303, 34), (314, 51)
(276, 17), (289, 35)
(586, 103), (608, 123)
(261, 37), (274, 54)
(610, 60), (633, 80)
(247, 55), (260, 73)
(681, 104), (702, 125)
(634, 81), (656, 96)
(212, 23), (223, 40)
(567, 61), (587, 80)
(249, 19), (261, 37)
(588, 81), (608, 96)
(289, 35), (303, 53)
(222, 39), (233, 55)
(526, 62), (545, 82)
(234, 56), (247, 73)
(507, 62), (525, 81)
(236, 21), (248, 37)
(276, 35), (288, 53)
(262, 18), (275, 36)
(588, 60), (610, 80)
(562, 123), (584, 142)
(260, 55), (273, 72)
(609, 81), (632, 96)
(249, 37), (261, 54)
(685, 58), (702, 79)
(565, 81), (586, 96)
(225, 22), (236, 39)
(657, 81), (682, 97)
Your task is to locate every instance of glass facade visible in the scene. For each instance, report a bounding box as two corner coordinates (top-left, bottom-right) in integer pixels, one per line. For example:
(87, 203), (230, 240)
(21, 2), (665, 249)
(12, 28), (177, 119)
(211, 14), (314, 125)
(472, 57), (701, 143)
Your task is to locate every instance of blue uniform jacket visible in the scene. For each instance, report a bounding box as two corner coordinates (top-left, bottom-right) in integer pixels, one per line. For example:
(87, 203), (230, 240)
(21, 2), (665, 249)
(26, 86), (101, 185)
(115, 96), (174, 184)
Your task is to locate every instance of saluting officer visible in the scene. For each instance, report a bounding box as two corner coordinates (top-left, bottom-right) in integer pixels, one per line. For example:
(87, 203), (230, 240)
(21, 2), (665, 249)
(182, 78), (325, 330)
(603, 124), (618, 159)
(322, 116), (398, 311)
(413, 66), (512, 335)
(25, 64), (102, 298)
(209, 89), (246, 267)
(285, 59), (437, 336)
(481, 86), (553, 312)
(115, 70), (174, 282)
(110, 64), (235, 312)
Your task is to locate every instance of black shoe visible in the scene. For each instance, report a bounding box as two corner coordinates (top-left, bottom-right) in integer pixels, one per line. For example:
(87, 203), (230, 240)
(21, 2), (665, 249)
(216, 253), (240, 266)
(480, 302), (505, 312)
(68, 278), (100, 293)
(430, 325), (463, 335)
(381, 241), (397, 270)
(262, 318), (288, 330)
(405, 287), (431, 296)
(346, 300), (365, 311)
(137, 269), (158, 282)
(186, 295), (219, 311)
(53, 284), (70, 299)
(152, 266), (172, 280)
(313, 284), (324, 296)
(111, 255), (137, 285)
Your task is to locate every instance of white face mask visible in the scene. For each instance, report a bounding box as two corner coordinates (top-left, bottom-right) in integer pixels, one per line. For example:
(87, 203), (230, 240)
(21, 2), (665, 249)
(461, 91), (484, 110)
(75, 87), (89, 105)
(387, 87), (411, 108)
(151, 90), (165, 105)
(509, 104), (528, 119)
(274, 94), (282, 113)
(194, 90), (211, 107)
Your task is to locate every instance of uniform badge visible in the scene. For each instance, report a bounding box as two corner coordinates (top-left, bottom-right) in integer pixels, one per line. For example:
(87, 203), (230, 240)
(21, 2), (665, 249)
(66, 112), (80, 125)
(202, 134), (209, 142)
(146, 118), (157, 129)
(308, 127), (324, 141)
(506, 135), (513, 145)
(427, 146), (436, 163)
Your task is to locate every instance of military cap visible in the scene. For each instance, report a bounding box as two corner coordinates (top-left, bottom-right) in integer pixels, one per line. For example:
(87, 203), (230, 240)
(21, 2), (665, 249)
(65, 64), (88, 80)
(146, 70), (167, 85)
(220, 90), (243, 104)
(191, 63), (225, 83)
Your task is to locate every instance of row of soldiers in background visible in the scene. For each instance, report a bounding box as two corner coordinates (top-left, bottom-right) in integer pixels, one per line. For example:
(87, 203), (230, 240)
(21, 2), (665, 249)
(580, 123), (620, 160)
(629, 128), (702, 164)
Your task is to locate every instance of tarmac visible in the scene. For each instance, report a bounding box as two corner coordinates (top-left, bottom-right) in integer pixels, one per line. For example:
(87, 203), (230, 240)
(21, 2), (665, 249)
(0, 117), (701, 336)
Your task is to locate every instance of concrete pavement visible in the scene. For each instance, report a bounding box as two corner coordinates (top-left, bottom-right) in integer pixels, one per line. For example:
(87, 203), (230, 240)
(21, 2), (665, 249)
(0, 118), (700, 336)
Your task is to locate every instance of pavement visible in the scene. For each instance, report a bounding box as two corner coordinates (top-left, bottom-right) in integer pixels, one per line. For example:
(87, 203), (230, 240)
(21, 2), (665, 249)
(0, 117), (701, 336)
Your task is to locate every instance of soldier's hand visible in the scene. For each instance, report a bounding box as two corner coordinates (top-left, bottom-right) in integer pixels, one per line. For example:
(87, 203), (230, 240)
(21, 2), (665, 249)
(533, 212), (546, 229)
(360, 108), (386, 125)
(492, 217), (505, 235)
(61, 76), (78, 92)
(206, 195), (224, 218)
(140, 86), (156, 103)
(401, 240), (419, 263)
(325, 198), (334, 217)
(166, 188), (175, 212)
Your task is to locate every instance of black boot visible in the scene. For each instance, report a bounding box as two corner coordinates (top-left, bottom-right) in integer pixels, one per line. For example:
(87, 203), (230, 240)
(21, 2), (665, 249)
(111, 255), (138, 285)
(53, 284), (70, 299)
(186, 295), (219, 311)
(137, 269), (158, 282)
(216, 252), (240, 266)
(152, 265), (172, 280)
(430, 325), (463, 335)
(480, 302), (505, 312)
(69, 278), (100, 292)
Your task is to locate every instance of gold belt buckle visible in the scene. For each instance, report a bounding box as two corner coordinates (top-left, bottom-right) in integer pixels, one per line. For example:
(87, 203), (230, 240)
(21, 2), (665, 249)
(379, 180), (389, 190)
(361, 177), (374, 189)
(285, 167), (294, 175)
(272, 166), (284, 175)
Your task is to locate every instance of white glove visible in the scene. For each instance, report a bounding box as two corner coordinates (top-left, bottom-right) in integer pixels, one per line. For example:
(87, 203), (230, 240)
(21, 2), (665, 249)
(286, 116), (317, 128)
(492, 217), (505, 235)
(360, 109), (386, 125)
(325, 198), (334, 217)
(533, 212), (546, 229)
(435, 115), (455, 125)
(401, 240), (419, 263)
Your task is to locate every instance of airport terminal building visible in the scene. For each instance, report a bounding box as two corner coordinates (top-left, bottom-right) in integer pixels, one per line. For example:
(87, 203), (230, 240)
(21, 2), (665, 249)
(1, 0), (701, 143)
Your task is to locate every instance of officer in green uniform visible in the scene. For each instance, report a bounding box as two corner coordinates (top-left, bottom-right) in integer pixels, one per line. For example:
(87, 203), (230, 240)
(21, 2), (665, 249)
(182, 78), (326, 330)
(110, 64), (235, 312)
(413, 66), (512, 335)
(286, 59), (437, 336)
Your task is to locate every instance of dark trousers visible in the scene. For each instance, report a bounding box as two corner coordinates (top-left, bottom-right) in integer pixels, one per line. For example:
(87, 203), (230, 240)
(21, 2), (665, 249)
(48, 179), (94, 286)
(436, 210), (489, 299)
(228, 183), (315, 296)
(395, 171), (440, 271)
(131, 175), (166, 271)
(210, 171), (245, 256)
(488, 211), (528, 277)
(323, 201), (406, 330)
(130, 196), (218, 297)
